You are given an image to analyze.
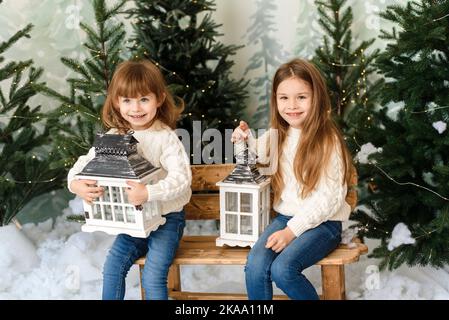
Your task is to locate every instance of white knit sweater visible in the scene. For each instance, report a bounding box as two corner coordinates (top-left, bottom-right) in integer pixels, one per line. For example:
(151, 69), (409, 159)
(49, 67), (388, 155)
(67, 120), (192, 215)
(243, 127), (351, 237)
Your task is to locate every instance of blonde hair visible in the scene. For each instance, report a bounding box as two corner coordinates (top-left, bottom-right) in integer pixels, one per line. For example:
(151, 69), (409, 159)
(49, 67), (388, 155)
(102, 59), (184, 133)
(270, 58), (353, 205)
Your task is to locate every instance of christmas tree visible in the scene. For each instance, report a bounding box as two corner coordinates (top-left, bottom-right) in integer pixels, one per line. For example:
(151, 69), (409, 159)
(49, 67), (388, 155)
(351, 0), (449, 270)
(38, 0), (127, 169)
(294, 2), (322, 60)
(312, 0), (384, 129)
(130, 0), (248, 161)
(0, 16), (65, 225)
(244, 0), (287, 129)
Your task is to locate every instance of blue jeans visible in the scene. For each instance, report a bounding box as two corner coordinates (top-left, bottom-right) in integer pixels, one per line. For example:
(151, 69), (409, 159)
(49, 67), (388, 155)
(102, 210), (185, 300)
(245, 213), (342, 300)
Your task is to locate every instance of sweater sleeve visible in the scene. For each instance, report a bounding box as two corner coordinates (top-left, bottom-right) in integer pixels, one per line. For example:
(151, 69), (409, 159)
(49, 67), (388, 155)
(286, 145), (348, 237)
(67, 147), (96, 193)
(146, 131), (192, 202)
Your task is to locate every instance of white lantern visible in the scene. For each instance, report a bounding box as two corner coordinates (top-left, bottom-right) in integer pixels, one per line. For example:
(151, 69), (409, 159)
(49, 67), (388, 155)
(216, 144), (271, 247)
(75, 133), (165, 238)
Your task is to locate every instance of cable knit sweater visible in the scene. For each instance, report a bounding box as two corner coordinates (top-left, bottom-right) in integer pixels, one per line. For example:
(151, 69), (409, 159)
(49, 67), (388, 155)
(243, 126), (351, 237)
(67, 120), (192, 215)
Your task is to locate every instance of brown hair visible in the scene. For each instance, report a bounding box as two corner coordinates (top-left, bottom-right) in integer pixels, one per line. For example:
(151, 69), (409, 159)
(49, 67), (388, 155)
(102, 59), (184, 133)
(270, 58), (353, 204)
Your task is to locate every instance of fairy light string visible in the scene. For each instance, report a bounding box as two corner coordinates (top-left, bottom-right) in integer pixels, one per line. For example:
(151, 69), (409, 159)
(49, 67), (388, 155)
(352, 136), (449, 201)
(3, 176), (59, 184)
(350, 136), (446, 237)
(318, 3), (370, 114)
(411, 105), (449, 114)
(424, 12), (449, 25)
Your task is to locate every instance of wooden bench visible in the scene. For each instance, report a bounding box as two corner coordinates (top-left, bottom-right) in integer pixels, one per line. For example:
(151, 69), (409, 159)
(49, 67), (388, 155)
(134, 164), (368, 300)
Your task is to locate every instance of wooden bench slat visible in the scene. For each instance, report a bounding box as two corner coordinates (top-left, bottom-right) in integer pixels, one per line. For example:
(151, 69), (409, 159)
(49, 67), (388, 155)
(185, 194), (220, 220)
(174, 249), (248, 265)
(191, 164), (235, 192)
(186, 194), (276, 220)
(169, 291), (289, 300)
(135, 235), (368, 266)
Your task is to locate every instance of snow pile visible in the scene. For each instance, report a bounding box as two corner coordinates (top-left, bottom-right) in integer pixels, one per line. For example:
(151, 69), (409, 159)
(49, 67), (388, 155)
(0, 201), (140, 300)
(1, 197), (449, 300)
(345, 244), (449, 300)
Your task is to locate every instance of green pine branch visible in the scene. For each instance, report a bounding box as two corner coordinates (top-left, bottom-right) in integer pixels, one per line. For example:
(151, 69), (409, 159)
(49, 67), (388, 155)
(313, 0), (383, 125)
(351, 0), (449, 269)
(0, 24), (33, 54)
(0, 15), (65, 225)
(38, 0), (127, 168)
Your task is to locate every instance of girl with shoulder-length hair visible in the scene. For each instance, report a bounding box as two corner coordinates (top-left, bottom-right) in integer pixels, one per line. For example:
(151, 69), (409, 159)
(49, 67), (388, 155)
(67, 59), (191, 300)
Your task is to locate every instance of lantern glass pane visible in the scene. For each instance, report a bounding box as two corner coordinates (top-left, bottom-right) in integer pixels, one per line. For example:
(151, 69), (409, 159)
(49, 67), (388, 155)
(145, 206), (153, 220)
(225, 192), (238, 212)
(93, 204), (102, 219)
(111, 187), (121, 203)
(240, 215), (253, 235)
(103, 187), (111, 202)
(125, 206), (135, 223)
(225, 214), (238, 234)
(115, 206), (124, 222)
(104, 205), (113, 220)
(123, 189), (129, 203)
(151, 203), (159, 216)
(240, 193), (252, 213)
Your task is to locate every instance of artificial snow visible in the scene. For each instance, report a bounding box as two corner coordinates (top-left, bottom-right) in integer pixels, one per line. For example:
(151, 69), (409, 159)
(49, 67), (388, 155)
(432, 121), (447, 134)
(385, 101), (405, 121)
(422, 172), (437, 187)
(340, 226), (359, 249)
(353, 204), (378, 220)
(0, 225), (39, 274)
(1, 197), (448, 300)
(354, 142), (382, 164)
(387, 222), (416, 251)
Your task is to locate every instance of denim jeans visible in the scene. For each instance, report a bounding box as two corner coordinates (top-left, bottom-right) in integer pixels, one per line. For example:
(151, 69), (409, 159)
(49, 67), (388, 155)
(245, 213), (342, 300)
(102, 210), (185, 300)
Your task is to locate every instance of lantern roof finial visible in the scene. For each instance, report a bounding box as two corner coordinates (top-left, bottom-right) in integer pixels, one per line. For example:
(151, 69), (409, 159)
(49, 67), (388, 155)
(223, 142), (268, 184)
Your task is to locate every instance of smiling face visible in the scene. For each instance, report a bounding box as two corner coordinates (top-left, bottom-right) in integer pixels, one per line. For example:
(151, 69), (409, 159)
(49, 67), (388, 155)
(117, 93), (161, 130)
(276, 77), (312, 129)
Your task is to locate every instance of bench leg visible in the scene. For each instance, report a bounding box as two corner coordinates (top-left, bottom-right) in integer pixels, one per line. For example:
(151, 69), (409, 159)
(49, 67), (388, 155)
(139, 264), (145, 300)
(168, 264), (181, 299)
(321, 265), (345, 300)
